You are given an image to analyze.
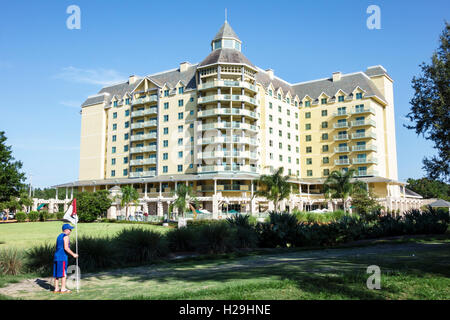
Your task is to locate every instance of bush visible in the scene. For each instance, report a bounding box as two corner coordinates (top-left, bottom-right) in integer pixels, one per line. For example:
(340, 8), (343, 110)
(28, 211), (39, 222)
(186, 219), (221, 228)
(257, 212), (299, 248)
(116, 228), (168, 264)
(166, 227), (197, 252)
(15, 212), (27, 222)
(25, 243), (55, 276)
(226, 215), (258, 248)
(56, 212), (65, 220)
(194, 222), (235, 254)
(0, 249), (24, 275)
(71, 236), (118, 272)
(39, 211), (49, 222)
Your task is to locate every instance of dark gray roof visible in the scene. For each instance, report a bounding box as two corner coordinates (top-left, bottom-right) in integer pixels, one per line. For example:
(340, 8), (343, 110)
(213, 21), (240, 42)
(149, 64), (197, 90)
(81, 94), (108, 107)
(199, 48), (255, 68)
(255, 69), (295, 96)
(428, 199), (450, 207)
(364, 65), (391, 79)
(405, 188), (423, 198)
(292, 72), (387, 104)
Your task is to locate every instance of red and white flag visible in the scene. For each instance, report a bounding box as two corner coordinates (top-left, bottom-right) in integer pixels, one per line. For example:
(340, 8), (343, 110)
(63, 198), (78, 224)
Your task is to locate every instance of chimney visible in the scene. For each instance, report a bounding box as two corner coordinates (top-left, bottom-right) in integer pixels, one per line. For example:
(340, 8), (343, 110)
(266, 69), (274, 80)
(332, 72), (342, 82)
(180, 61), (190, 72)
(129, 75), (138, 85)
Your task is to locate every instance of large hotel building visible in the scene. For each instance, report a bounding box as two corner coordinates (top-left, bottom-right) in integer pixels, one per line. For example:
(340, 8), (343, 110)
(54, 21), (422, 217)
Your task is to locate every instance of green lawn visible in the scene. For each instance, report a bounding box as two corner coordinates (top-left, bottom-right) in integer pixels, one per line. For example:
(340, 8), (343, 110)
(1, 238), (449, 300)
(0, 221), (168, 250)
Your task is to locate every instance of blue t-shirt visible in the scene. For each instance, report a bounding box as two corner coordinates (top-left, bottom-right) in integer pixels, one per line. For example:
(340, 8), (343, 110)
(54, 233), (69, 262)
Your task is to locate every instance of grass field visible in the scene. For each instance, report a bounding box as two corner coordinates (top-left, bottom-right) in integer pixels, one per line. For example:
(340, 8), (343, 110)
(0, 221), (168, 249)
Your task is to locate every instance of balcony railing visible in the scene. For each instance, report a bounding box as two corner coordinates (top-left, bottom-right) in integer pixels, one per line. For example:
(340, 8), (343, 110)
(197, 94), (259, 106)
(131, 119), (157, 129)
(130, 132), (157, 141)
(352, 145), (377, 152)
(354, 170), (378, 177)
(333, 122), (349, 129)
(335, 159), (350, 165)
(199, 122), (258, 132)
(351, 132), (377, 139)
(334, 146), (350, 153)
(352, 158), (377, 164)
(198, 136), (258, 145)
(350, 107), (375, 115)
(129, 171), (156, 178)
(131, 107), (157, 118)
(132, 95), (158, 106)
(332, 110), (348, 117)
(130, 145), (157, 154)
(197, 80), (257, 93)
(130, 158), (157, 166)
(351, 119), (376, 127)
(200, 151), (258, 159)
(334, 134), (349, 141)
(198, 165), (258, 174)
(198, 108), (258, 119)
(198, 184), (251, 192)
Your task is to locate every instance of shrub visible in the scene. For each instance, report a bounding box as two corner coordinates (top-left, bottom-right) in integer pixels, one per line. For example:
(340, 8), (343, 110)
(194, 222), (235, 254)
(15, 212), (27, 222)
(0, 249), (24, 275)
(116, 228), (168, 264)
(28, 211), (39, 222)
(39, 211), (48, 222)
(257, 212), (299, 248)
(25, 243), (55, 276)
(226, 215), (258, 248)
(186, 219), (221, 228)
(166, 227), (197, 252)
(56, 212), (65, 220)
(71, 236), (118, 272)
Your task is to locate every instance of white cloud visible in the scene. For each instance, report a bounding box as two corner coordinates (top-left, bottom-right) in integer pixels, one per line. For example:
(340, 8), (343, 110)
(55, 66), (125, 86)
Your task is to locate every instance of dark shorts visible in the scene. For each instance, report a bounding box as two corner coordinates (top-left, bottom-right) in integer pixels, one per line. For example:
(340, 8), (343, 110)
(53, 261), (67, 278)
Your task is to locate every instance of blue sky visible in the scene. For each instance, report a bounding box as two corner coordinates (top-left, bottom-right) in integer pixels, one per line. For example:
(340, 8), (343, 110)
(0, 0), (448, 188)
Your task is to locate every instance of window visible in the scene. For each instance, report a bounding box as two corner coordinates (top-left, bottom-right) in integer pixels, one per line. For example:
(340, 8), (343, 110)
(305, 123), (311, 130)
(279, 142), (282, 149)
(112, 123), (117, 131)
(296, 158), (299, 165)
(112, 147), (116, 153)
(288, 157), (292, 164)
(164, 102), (169, 109)
(306, 135), (311, 142)
(278, 94), (281, 100)
(163, 127), (169, 134)
(123, 169), (128, 176)
(177, 165), (183, 172)
(322, 110), (327, 116)
(296, 135), (299, 141)
(356, 92), (363, 99)
(306, 158), (312, 165)
(178, 87), (184, 94)
(279, 130), (282, 137)
(189, 164), (193, 169)
(111, 170), (116, 177)
(178, 125), (183, 132)
(178, 151), (183, 159)
(189, 110), (194, 115)
(321, 121), (328, 129)
(323, 157), (329, 164)
(306, 146), (312, 153)
(305, 112), (311, 119)
(124, 145), (129, 152)
(323, 169), (330, 176)
(270, 153), (273, 159)
(305, 101), (311, 107)
(164, 115), (169, 122)
(124, 133), (129, 140)
(287, 121), (291, 128)
(338, 96), (345, 102)
(123, 157), (128, 164)
(269, 89), (273, 96)
(125, 121), (129, 129)
(287, 132), (291, 139)
(111, 158), (116, 165)
(113, 112), (117, 119)
(288, 145), (291, 151)
(269, 140), (273, 147)
(163, 153), (168, 160)
(113, 101), (118, 107)
(178, 112), (184, 120)
(164, 90), (169, 97)
(190, 97), (194, 102)
(322, 145), (329, 152)
(112, 135), (116, 142)
(163, 140), (168, 147)
(279, 155), (283, 161)
(296, 147), (299, 153)
(125, 110), (130, 117)
(178, 99), (183, 107)
(178, 138), (183, 146)
(295, 124), (298, 130)
(163, 166), (168, 173)
(321, 98), (327, 105)
(278, 118), (282, 125)
(295, 112), (298, 119)
(278, 106), (282, 112)
(269, 127), (273, 134)
(269, 115), (273, 121)
(307, 170), (313, 177)
(189, 123), (194, 128)
(269, 102), (273, 109)
(125, 98), (130, 105)
(322, 133), (328, 140)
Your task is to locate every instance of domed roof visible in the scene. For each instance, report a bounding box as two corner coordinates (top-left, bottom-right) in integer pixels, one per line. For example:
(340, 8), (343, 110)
(212, 21), (241, 42)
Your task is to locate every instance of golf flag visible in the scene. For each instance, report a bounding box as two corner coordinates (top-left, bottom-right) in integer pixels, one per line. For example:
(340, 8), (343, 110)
(63, 198), (78, 224)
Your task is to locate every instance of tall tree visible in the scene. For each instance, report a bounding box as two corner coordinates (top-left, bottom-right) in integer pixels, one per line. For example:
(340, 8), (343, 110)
(255, 167), (291, 211)
(406, 177), (449, 200)
(324, 169), (366, 212)
(117, 185), (140, 219)
(0, 131), (26, 203)
(172, 184), (198, 218)
(406, 22), (450, 182)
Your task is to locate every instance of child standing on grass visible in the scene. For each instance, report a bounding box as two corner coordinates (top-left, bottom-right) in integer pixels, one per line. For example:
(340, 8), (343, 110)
(53, 224), (78, 293)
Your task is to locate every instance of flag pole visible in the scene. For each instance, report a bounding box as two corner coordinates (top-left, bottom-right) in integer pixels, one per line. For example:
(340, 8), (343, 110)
(76, 219), (79, 293)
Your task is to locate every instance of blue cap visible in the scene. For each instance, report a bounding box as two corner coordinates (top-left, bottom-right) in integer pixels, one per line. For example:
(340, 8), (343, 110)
(62, 224), (75, 231)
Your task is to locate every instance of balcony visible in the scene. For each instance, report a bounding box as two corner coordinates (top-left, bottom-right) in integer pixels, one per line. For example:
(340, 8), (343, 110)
(198, 136), (258, 145)
(198, 107), (258, 119)
(351, 132), (377, 140)
(132, 95), (158, 106)
(198, 184), (251, 192)
(350, 107), (375, 115)
(130, 158), (157, 166)
(131, 107), (157, 118)
(197, 80), (257, 93)
(197, 94), (259, 106)
(351, 119), (376, 127)
(332, 110), (348, 117)
(130, 145), (157, 154)
(131, 119), (157, 129)
(334, 146), (350, 153)
(333, 122), (349, 129)
(354, 170), (378, 177)
(335, 159), (350, 165)
(130, 132), (157, 141)
(200, 151), (258, 159)
(129, 171), (156, 178)
(199, 122), (258, 132)
(334, 134), (349, 141)
(352, 145), (377, 152)
(352, 158), (377, 164)
(198, 165), (258, 174)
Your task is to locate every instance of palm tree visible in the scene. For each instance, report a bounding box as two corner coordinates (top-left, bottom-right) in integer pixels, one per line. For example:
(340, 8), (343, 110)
(255, 167), (291, 211)
(172, 184), (198, 218)
(323, 169), (366, 212)
(117, 185), (140, 219)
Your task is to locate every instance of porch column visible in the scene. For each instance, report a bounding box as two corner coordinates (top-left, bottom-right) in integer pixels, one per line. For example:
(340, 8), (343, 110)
(214, 179), (217, 195)
(144, 183), (147, 198)
(157, 200), (163, 217)
(212, 195), (219, 219)
(251, 180), (254, 198)
(159, 182), (162, 197)
(71, 187), (74, 199)
(65, 187), (68, 200)
(55, 188), (58, 200)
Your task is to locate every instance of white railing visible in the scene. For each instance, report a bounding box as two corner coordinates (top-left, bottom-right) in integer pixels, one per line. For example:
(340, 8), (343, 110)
(351, 132), (377, 139)
(132, 95), (158, 105)
(197, 94), (259, 106)
(351, 107), (375, 115)
(131, 120), (157, 129)
(197, 80), (257, 92)
(130, 158), (157, 166)
(352, 158), (377, 164)
(334, 159), (350, 165)
(130, 132), (157, 141)
(198, 108), (258, 119)
(334, 134), (349, 141)
(198, 165), (258, 173)
(352, 145), (377, 152)
(130, 145), (157, 154)
(334, 146), (350, 153)
(129, 171), (156, 178)
(333, 122), (349, 129)
(351, 119), (376, 127)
